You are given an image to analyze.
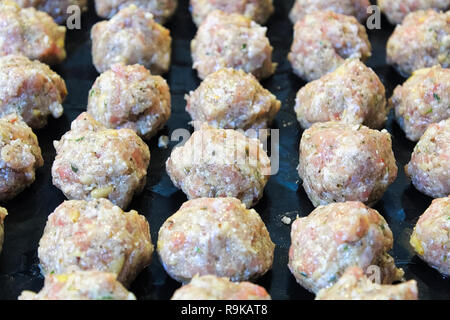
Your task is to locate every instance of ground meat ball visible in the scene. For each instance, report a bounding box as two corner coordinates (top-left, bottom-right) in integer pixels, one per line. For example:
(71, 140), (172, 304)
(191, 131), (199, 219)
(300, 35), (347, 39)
(289, 0), (370, 24)
(166, 125), (271, 208)
(386, 10), (450, 77)
(94, 0), (178, 24)
(190, 0), (274, 26)
(315, 267), (418, 300)
(171, 275), (271, 300)
(298, 122), (398, 207)
(51, 112), (150, 209)
(91, 5), (172, 74)
(0, 113), (43, 201)
(0, 1), (66, 64)
(19, 271), (136, 300)
(294, 59), (387, 130)
(157, 197), (275, 283)
(15, 0), (88, 24)
(289, 202), (404, 293)
(410, 197), (449, 275)
(185, 68), (281, 132)
(405, 119), (449, 198)
(391, 65), (450, 141)
(288, 11), (371, 82)
(0, 207), (7, 253)
(378, 0), (449, 25)
(87, 63), (171, 140)
(38, 199), (153, 286)
(191, 10), (276, 80)
(0, 55), (67, 129)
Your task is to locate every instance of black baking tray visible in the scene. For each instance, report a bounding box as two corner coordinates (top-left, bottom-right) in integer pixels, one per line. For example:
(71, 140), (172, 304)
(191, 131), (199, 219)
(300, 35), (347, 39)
(0, 0), (448, 300)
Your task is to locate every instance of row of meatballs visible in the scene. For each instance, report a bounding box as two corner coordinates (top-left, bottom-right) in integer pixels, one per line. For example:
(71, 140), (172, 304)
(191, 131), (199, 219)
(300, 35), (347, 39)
(3, 195), (446, 300)
(1, 0), (449, 80)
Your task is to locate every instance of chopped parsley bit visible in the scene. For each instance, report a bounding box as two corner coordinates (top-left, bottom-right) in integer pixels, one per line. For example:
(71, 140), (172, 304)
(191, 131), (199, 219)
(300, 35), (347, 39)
(50, 270), (55, 274)
(194, 246), (202, 254)
(343, 245), (349, 251)
(242, 43), (247, 50)
(71, 164), (79, 173)
(89, 89), (96, 97)
(75, 137), (84, 142)
(99, 296), (114, 300)
(425, 108), (433, 114)
(300, 272), (308, 277)
(433, 93), (441, 102)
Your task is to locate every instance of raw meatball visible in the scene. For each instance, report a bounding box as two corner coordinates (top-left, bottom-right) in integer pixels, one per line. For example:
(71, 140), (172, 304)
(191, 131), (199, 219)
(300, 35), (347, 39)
(294, 59), (387, 130)
(288, 11), (371, 82)
(289, 0), (370, 24)
(0, 207), (7, 253)
(94, 0), (178, 24)
(91, 5), (172, 74)
(405, 118), (449, 198)
(38, 199), (153, 286)
(0, 113), (43, 201)
(378, 0), (449, 25)
(191, 10), (276, 80)
(51, 112), (150, 209)
(185, 68), (281, 132)
(0, 55), (67, 129)
(386, 10), (450, 77)
(87, 63), (171, 140)
(288, 201), (404, 293)
(391, 65), (450, 141)
(410, 196), (449, 275)
(298, 122), (398, 207)
(0, 1), (66, 64)
(316, 267), (418, 300)
(19, 271), (136, 300)
(157, 197), (275, 283)
(165, 125), (271, 208)
(190, 0), (274, 26)
(14, 0), (88, 24)
(171, 275), (271, 300)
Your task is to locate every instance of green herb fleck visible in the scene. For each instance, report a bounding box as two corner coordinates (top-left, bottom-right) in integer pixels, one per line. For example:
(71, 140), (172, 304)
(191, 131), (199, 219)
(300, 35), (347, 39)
(99, 296), (114, 300)
(242, 43), (247, 50)
(71, 164), (79, 173)
(194, 246), (202, 254)
(328, 275), (337, 283)
(89, 89), (96, 97)
(425, 108), (433, 114)
(433, 93), (441, 102)
(300, 272), (308, 278)
(343, 245), (349, 251)
(75, 137), (84, 142)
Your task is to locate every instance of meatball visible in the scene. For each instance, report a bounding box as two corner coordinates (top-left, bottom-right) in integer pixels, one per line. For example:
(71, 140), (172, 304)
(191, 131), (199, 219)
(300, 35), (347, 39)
(410, 197), (449, 276)
(289, 0), (370, 24)
(288, 201), (404, 293)
(51, 112), (150, 209)
(0, 1), (66, 64)
(171, 275), (271, 300)
(0, 207), (7, 253)
(378, 0), (449, 25)
(386, 10), (450, 77)
(157, 197), (275, 283)
(166, 125), (271, 208)
(298, 122), (398, 207)
(391, 65), (450, 141)
(405, 118), (449, 198)
(190, 0), (274, 26)
(14, 0), (88, 24)
(94, 0), (178, 24)
(87, 63), (171, 140)
(0, 55), (67, 129)
(315, 267), (418, 300)
(294, 59), (388, 130)
(0, 113), (43, 201)
(185, 68), (281, 132)
(38, 199), (153, 286)
(191, 10), (276, 80)
(91, 5), (172, 74)
(19, 271), (136, 300)
(288, 11), (371, 82)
